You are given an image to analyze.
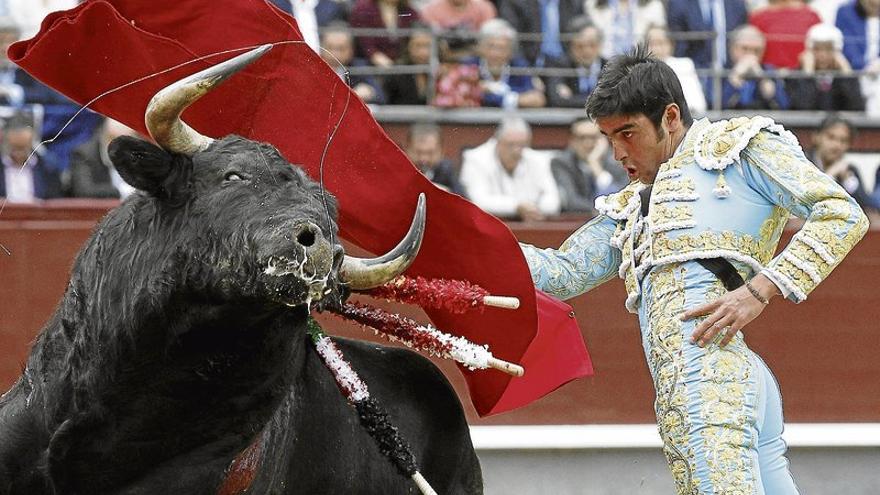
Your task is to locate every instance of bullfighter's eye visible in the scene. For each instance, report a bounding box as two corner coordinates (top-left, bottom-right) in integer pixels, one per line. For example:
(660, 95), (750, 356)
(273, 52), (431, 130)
(224, 171), (245, 182)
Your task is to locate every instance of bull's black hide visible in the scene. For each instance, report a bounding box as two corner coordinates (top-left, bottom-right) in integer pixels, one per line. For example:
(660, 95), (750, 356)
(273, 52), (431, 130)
(0, 136), (482, 494)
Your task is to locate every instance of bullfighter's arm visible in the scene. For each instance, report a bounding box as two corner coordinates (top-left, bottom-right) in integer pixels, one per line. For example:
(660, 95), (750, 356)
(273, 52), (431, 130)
(742, 128), (869, 302)
(519, 214), (620, 300)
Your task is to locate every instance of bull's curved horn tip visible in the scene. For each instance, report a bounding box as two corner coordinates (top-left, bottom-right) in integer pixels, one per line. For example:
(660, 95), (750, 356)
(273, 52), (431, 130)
(144, 43), (274, 155)
(339, 194), (427, 290)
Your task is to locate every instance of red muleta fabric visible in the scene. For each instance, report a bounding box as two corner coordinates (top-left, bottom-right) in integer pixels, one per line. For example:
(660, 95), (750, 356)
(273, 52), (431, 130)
(9, 0), (593, 416)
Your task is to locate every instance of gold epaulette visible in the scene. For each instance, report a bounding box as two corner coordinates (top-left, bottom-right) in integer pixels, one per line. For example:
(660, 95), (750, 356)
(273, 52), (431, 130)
(692, 116), (782, 171)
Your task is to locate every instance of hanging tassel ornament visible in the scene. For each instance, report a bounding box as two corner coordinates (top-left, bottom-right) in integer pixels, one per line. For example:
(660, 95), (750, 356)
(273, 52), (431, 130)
(307, 318), (438, 495)
(366, 275), (520, 313)
(330, 302), (525, 376)
(713, 170), (731, 199)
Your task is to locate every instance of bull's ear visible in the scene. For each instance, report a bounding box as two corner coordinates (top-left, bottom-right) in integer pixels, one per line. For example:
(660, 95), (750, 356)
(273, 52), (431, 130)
(109, 136), (189, 201)
(109, 136), (175, 192)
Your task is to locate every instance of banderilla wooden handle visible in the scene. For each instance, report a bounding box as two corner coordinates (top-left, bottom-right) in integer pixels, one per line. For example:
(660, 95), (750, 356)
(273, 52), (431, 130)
(488, 357), (525, 377)
(412, 471), (438, 495)
(483, 295), (520, 310)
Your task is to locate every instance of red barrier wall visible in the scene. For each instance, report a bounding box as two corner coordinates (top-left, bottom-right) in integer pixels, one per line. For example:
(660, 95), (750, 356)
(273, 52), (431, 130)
(1, 201), (878, 425)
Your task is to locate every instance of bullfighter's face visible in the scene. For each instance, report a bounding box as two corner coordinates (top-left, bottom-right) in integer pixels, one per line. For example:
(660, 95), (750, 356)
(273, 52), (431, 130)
(109, 135), (346, 311)
(597, 103), (685, 184)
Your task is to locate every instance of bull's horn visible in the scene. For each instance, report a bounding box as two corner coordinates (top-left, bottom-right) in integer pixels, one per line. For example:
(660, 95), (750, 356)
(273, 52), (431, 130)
(145, 44), (273, 154)
(341, 193), (426, 290)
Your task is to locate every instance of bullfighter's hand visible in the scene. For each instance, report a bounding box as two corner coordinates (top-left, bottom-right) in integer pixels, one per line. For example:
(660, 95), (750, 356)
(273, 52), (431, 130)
(680, 274), (779, 348)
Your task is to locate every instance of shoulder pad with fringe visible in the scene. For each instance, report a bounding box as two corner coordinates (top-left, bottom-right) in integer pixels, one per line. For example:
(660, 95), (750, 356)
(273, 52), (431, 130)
(594, 181), (646, 221)
(693, 116), (782, 171)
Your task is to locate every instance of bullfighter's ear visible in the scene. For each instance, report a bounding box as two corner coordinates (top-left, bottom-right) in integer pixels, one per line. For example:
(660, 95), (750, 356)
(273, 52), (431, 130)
(109, 136), (183, 197)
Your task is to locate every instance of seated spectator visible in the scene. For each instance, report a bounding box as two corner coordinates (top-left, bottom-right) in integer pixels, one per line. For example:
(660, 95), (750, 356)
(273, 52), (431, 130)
(838, 0), (880, 116)
(320, 24), (387, 104)
(666, 0), (748, 70)
(585, 0), (666, 59)
(749, 0), (821, 70)
(405, 123), (467, 196)
(545, 21), (606, 108)
(65, 118), (139, 199)
(421, 0), (496, 60)
(0, 19), (23, 107)
(384, 24), (433, 105)
(350, 0), (421, 67)
(0, 118), (62, 202)
(5, 16), (102, 173)
(645, 25), (708, 115)
(461, 19), (546, 108)
(432, 62), (483, 107)
(810, 115), (875, 211)
(721, 25), (789, 110)
(460, 117), (560, 221)
(786, 24), (864, 112)
(498, 0), (584, 67)
(14, 67), (103, 173)
(836, 0), (880, 72)
(551, 118), (627, 214)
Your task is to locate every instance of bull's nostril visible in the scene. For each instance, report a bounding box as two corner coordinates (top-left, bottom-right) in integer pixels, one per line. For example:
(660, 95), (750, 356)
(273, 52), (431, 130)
(297, 229), (316, 247)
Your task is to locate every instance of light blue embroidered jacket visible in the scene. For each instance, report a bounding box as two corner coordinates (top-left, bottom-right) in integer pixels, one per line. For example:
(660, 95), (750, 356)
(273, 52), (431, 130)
(521, 117), (869, 312)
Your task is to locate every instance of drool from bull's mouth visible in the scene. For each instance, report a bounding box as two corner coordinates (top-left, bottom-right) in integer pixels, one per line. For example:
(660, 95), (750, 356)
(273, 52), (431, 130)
(264, 254), (331, 306)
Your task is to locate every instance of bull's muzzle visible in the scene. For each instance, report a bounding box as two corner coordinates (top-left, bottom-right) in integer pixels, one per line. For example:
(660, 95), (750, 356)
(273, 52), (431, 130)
(263, 221), (342, 304)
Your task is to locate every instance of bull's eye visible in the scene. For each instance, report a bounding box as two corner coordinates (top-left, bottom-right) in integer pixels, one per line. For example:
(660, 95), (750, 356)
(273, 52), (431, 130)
(224, 171), (245, 182)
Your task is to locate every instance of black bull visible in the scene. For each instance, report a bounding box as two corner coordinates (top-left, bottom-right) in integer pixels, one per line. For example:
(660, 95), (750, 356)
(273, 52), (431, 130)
(0, 135), (483, 494)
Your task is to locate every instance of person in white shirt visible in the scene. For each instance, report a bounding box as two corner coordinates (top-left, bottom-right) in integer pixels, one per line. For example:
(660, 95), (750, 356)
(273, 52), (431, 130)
(460, 117), (560, 221)
(584, 0), (666, 59)
(0, 119), (62, 202)
(0, 19), (23, 107)
(644, 25), (707, 115)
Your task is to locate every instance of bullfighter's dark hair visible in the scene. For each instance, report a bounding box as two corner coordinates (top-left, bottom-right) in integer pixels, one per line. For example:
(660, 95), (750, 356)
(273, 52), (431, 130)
(585, 43), (693, 130)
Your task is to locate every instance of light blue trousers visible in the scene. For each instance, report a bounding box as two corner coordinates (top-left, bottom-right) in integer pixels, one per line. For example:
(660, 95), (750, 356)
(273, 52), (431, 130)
(639, 262), (799, 494)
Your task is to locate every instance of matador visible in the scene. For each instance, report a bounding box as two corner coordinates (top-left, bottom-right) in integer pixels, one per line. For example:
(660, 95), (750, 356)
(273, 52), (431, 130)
(521, 46), (868, 494)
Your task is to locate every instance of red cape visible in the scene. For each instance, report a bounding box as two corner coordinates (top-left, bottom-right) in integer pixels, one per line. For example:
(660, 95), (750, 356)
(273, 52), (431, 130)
(9, 0), (592, 416)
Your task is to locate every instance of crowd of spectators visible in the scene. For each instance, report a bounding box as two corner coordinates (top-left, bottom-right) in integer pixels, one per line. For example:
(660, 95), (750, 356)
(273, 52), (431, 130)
(1, 0), (880, 218)
(412, 113), (879, 219)
(265, 0), (880, 118)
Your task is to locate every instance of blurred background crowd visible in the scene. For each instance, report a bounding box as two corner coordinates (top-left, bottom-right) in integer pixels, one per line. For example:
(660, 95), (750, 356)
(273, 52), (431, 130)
(1, 0), (880, 221)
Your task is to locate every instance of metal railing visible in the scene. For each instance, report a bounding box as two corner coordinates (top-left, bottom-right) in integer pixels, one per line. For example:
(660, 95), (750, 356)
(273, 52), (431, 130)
(330, 27), (874, 113)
